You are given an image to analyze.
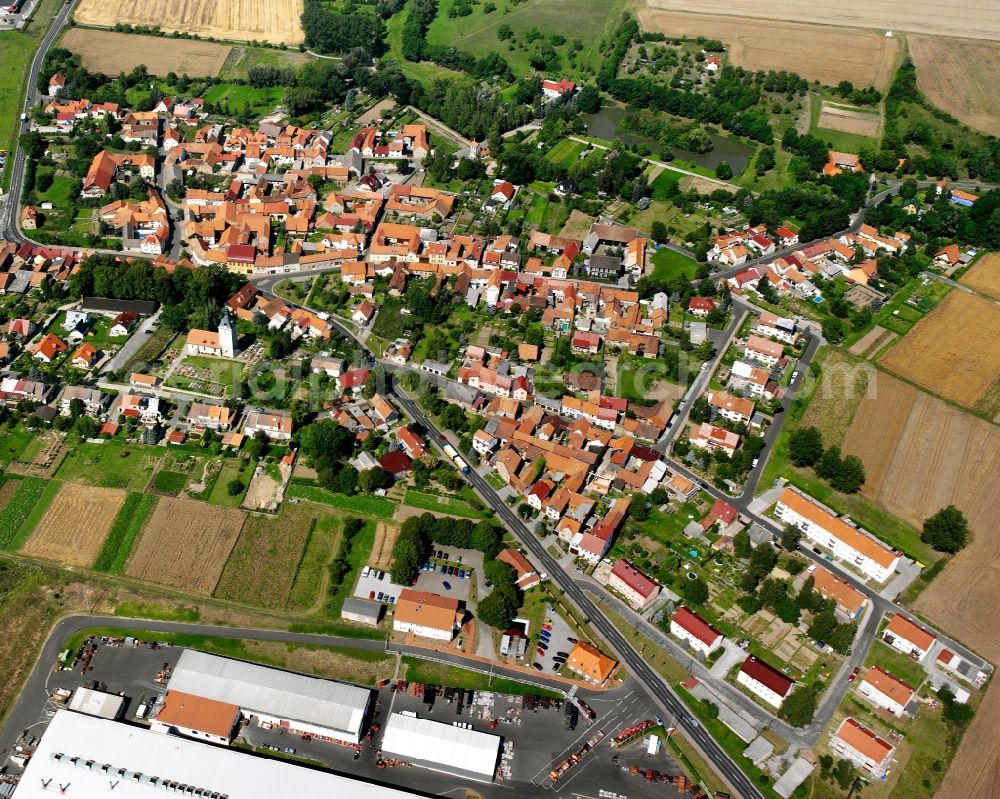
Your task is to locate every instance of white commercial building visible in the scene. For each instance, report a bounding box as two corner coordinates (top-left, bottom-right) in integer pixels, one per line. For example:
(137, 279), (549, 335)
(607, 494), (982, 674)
(774, 488), (899, 582)
(166, 649), (371, 744)
(18, 710), (428, 799)
(381, 713), (501, 782)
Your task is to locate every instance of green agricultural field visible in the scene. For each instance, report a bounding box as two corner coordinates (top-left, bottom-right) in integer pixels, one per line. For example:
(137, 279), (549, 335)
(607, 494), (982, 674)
(545, 139), (586, 168)
(204, 83), (284, 118)
(648, 168), (682, 200)
(93, 493), (157, 574)
(402, 489), (482, 519)
(56, 441), (161, 491)
(424, 0), (628, 81)
(651, 247), (698, 281)
(218, 46), (317, 80)
(286, 482), (396, 519)
(153, 471), (187, 494)
(0, 478), (57, 551)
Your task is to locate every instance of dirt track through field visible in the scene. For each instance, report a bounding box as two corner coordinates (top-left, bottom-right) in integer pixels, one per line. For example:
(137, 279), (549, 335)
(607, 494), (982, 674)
(22, 484), (126, 567)
(641, 0), (1000, 41)
(842, 373), (1000, 798)
(74, 0), (304, 45)
(370, 523), (399, 571)
(817, 104), (882, 138)
(879, 292), (1000, 407)
(125, 497), (244, 594)
(637, 10), (900, 89)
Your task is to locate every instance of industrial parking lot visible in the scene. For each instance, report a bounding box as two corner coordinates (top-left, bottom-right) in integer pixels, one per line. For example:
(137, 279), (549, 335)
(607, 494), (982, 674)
(352, 546), (487, 610)
(0, 635), (690, 799)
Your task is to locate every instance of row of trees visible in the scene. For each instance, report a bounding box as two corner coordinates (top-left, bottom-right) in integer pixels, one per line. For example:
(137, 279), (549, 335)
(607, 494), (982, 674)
(301, 0), (387, 56)
(788, 426), (865, 494)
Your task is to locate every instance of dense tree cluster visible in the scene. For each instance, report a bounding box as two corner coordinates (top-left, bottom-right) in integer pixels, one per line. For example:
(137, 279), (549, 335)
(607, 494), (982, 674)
(779, 682), (821, 726)
(70, 255), (241, 333)
(921, 505), (970, 553)
(299, 420), (359, 493)
(301, 0), (387, 56)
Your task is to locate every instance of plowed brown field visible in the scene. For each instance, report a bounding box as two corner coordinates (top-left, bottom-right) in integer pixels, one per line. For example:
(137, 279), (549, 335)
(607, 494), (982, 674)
(879, 292), (1000, 408)
(74, 0), (304, 45)
(842, 374), (1000, 799)
(22, 484), (126, 566)
(125, 497), (244, 594)
(61, 29), (232, 76)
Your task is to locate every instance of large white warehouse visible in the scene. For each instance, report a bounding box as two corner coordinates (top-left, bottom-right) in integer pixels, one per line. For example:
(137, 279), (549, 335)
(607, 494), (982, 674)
(17, 710), (427, 799)
(381, 713), (501, 782)
(164, 649), (372, 744)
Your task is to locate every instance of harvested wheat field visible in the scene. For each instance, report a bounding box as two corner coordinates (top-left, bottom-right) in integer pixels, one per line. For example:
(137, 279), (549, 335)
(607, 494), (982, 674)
(637, 10), (899, 89)
(214, 505), (313, 609)
(61, 29), (232, 76)
(641, 0), (1000, 41)
(959, 253), (1000, 300)
(879, 292), (1000, 408)
(910, 35), (1000, 136)
(817, 102), (882, 138)
(74, 0), (304, 45)
(125, 497), (244, 594)
(22, 484), (126, 566)
(370, 522), (400, 571)
(842, 373), (1000, 799)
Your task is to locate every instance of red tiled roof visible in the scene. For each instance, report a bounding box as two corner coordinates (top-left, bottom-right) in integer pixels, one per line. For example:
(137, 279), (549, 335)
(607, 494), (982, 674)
(611, 559), (658, 599)
(671, 607), (723, 647)
(740, 656), (793, 698)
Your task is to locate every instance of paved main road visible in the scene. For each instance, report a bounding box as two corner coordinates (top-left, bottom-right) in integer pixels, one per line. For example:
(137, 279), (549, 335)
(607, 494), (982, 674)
(0, 0), (79, 243)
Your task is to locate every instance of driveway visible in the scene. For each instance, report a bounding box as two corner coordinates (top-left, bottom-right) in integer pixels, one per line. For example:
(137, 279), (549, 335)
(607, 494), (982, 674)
(102, 310), (162, 374)
(710, 640), (746, 679)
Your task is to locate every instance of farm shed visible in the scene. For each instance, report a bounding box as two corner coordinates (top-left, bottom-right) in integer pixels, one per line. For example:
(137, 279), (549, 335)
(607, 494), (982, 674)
(341, 596), (383, 625)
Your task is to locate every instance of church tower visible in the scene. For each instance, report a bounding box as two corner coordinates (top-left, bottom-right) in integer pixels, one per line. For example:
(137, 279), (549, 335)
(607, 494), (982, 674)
(218, 310), (238, 358)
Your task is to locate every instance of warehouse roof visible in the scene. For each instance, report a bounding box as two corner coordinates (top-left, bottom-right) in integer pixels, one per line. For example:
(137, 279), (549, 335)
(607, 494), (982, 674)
(381, 713), (501, 781)
(67, 687), (124, 720)
(18, 711), (425, 799)
(167, 650), (371, 740)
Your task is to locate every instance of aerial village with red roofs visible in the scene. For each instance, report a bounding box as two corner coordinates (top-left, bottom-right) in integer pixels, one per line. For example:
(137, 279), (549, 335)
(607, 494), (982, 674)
(0, 15), (996, 799)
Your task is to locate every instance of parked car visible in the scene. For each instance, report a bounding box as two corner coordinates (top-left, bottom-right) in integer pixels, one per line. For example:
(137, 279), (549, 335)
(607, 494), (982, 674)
(536, 647), (545, 657)
(440, 564), (448, 574)
(436, 550), (444, 559)
(542, 624), (553, 632)
(283, 747), (296, 755)
(848, 667), (860, 682)
(567, 637), (578, 644)
(556, 651), (569, 658)
(458, 569), (465, 579)
(442, 581), (452, 590)
(377, 592), (384, 601)
(551, 662), (561, 671)
(368, 591), (376, 600)
(533, 662), (543, 671)
(389, 596), (396, 604)
(538, 642), (548, 651)
(362, 566), (370, 578)
(448, 566), (456, 576)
